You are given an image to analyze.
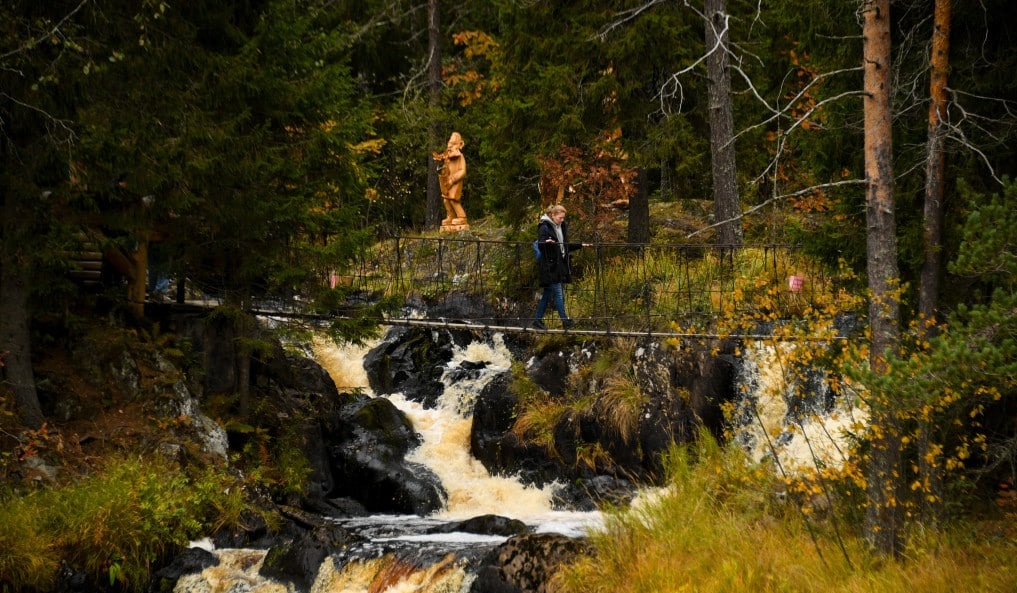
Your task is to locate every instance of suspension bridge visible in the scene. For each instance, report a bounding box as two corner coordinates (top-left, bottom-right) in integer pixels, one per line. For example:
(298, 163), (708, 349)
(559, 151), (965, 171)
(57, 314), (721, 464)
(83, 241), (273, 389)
(215, 236), (850, 342)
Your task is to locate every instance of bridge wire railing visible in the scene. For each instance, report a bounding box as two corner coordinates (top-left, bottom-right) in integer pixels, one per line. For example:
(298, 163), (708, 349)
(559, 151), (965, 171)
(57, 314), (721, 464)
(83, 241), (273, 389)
(337, 236), (835, 337)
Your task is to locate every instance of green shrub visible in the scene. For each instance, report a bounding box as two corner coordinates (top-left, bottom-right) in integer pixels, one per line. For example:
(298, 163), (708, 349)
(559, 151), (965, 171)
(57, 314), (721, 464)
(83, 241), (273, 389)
(0, 455), (245, 593)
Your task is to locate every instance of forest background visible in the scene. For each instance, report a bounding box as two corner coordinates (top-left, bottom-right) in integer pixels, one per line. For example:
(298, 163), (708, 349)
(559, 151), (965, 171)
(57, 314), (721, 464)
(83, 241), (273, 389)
(3, 0), (1017, 588)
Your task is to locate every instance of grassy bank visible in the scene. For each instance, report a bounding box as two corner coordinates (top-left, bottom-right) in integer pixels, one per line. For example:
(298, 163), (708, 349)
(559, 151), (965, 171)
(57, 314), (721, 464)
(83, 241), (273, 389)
(559, 435), (1017, 593)
(0, 455), (248, 592)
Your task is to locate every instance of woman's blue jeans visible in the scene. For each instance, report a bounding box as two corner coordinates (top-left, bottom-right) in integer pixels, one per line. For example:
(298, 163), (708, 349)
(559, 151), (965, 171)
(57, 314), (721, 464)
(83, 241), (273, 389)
(535, 283), (567, 321)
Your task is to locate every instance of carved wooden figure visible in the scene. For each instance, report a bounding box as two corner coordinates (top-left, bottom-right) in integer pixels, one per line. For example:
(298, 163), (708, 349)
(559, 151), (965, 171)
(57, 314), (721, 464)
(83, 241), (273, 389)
(433, 132), (469, 232)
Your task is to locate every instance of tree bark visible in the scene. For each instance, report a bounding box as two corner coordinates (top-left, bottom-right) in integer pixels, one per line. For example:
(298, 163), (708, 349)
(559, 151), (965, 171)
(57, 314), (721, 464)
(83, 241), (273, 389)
(628, 167), (650, 244)
(0, 264), (44, 429)
(919, 0), (952, 331)
(0, 145), (44, 428)
(705, 0), (742, 248)
(917, 0), (952, 527)
(862, 0), (903, 557)
(659, 158), (675, 201)
(425, 0), (444, 230)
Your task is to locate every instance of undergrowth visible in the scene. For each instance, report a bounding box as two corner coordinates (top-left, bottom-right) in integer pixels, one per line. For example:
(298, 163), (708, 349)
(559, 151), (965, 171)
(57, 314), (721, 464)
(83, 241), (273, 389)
(558, 433), (1017, 593)
(0, 455), (247, 593)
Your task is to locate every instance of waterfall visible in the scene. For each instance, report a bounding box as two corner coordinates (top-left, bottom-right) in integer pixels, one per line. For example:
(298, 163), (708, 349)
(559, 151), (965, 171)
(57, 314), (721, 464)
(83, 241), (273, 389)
(731, 341), (866, 473)
(389, 335), (557, 519)
(179, 330), (600, 593)
(177, 332), (867, 592)
(313, 331), (590, 528)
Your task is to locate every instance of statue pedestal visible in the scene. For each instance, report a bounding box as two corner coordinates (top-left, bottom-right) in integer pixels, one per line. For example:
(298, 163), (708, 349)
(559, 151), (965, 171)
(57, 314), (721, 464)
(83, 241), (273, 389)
(440, 220), (470, 233)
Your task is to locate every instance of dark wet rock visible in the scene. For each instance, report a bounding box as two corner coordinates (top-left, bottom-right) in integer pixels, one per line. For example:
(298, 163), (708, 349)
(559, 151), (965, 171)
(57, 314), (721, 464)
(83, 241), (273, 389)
(147, 548), (218, 593)
(260, 521), (361, 592)
(210, 506), (274, 549)
(527, 350), (571, 398)
(470, 371), (564, 487)
(52, 562), (95, 593)
(553, 475), (637, 511)
(427, 514), (530, 537)
(293, 419), (335, 503)
(638, 338), (737, 469)
(472, 339), (737, 487)
(259, 350), (341, 399)
(341, 396), (420, 458)
(445, 360), (487, 386)
(324, 396), (446, 514)
(363, 326), (454, 407)
(302, 496), (370, 519)
(469, 533), (592, 593)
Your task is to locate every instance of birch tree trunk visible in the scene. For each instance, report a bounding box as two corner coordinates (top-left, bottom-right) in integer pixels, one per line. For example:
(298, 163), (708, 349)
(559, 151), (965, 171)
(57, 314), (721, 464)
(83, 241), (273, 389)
(861, 0), (903, 557)
(705, 0), (742, 248)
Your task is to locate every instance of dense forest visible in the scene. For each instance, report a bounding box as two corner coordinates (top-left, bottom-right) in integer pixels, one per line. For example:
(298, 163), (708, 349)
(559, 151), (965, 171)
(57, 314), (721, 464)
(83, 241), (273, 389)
(3, 0), (1017, 590)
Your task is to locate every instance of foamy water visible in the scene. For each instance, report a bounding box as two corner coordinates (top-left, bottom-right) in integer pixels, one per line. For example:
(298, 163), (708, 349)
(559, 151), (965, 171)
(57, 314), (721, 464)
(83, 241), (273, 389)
(313, 330), (601, 531)
(734, 341), (866, 472)
(182, 331), (865, 593)
(181, 330), (605, 593)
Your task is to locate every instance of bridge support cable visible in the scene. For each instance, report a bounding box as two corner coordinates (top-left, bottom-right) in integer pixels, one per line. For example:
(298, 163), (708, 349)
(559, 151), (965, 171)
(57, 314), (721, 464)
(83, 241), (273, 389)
(271, 236), (843, 339)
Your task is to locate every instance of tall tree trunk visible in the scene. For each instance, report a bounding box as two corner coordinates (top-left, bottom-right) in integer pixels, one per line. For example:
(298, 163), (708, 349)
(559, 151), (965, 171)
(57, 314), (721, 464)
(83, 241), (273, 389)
(237, 344), (251, 417)
(0, 141), (44, 428)
(705, 0), (742, 248)
(425, 0), (443, 230)
(235, 296), (254, 418)
(659, 158), (675, 201)
(628, 167), (650, 244)
(918, 0), (952, 526)
(919, 0), (952, 331)
(0, 261), (43, 429)
(862, 0), (903, 557)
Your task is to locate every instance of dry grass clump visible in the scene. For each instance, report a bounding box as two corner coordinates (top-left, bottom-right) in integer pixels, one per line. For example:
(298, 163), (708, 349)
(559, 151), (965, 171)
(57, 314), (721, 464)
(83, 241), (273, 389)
(558, 434), (1017, 593)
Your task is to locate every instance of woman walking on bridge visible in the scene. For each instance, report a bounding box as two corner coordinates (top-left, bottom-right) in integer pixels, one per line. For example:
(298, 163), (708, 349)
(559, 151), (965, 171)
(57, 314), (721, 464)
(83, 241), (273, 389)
(533, 204), (589, 330)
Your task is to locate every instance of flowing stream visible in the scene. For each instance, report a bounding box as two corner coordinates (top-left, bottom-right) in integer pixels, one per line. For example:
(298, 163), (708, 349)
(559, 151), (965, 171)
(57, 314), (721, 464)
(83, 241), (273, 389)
(314, 331), (602, 530)
(176, 332), (861, 593)
(178, 331), (603, 593)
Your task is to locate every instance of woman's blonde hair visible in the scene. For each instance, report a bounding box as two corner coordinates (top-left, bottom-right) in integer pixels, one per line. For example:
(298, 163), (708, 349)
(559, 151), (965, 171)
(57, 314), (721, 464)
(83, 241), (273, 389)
(545, 204), (567, 216)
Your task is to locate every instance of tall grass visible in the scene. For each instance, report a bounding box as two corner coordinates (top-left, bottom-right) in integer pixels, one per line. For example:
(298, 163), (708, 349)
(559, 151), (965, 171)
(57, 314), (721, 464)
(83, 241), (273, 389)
(510, 362), (569, 453)
(598, 374), (647, 444)
(558, 434), (1017, 593)
(0, 455), (246, 592)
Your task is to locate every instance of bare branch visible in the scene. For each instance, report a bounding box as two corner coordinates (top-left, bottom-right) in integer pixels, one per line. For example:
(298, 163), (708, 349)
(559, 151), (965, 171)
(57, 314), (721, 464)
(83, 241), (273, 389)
(943, 122), (1004, 186)
(593, 0), (667, 42)
(0, 0), (90, 62)
(747, 87), (866, 185)
(949, 87), (1017, 119)
(656, 1), (726, 116)
(0, 92), (76, 145)
(748, 0), (765, 35)
(815, 34), (865, 41)
(685, 179), (868, 239)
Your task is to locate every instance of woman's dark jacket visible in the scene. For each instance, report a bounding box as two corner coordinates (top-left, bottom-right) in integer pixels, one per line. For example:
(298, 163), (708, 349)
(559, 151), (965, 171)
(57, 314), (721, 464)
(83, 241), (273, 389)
(537, 218), (584, 287)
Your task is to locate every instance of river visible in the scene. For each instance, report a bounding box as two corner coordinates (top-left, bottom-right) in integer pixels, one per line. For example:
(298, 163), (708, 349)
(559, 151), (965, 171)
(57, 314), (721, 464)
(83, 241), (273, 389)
(177, 330), (604, 593)
(175, 331), (860, 593)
